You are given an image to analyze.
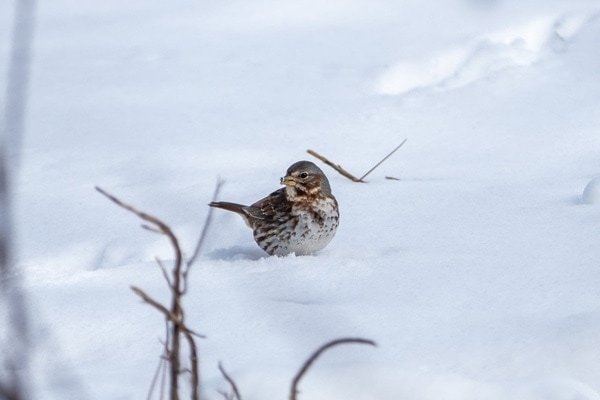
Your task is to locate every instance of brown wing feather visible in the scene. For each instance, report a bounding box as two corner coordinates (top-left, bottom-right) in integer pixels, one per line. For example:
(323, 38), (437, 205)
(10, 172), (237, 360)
(243, 188), (291, 221)
(210, 188), (291, 227)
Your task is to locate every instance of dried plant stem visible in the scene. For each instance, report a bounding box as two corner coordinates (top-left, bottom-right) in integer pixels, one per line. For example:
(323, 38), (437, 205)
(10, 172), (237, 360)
(95, 187), (184, 273)
(147, 356), (167, 400)
(218, 362), (242, 400)
(96, 186), (209, 400)
(184, 329), (200, 400)
(97, 186), (184, 399)
(290, 338), (376, 400)
(359, 138), (407, 181)
(307, 139), (407, 183)
(187, 179), (224, 269)
(130, 287), (204, 338)
(306, 149), (364, 182)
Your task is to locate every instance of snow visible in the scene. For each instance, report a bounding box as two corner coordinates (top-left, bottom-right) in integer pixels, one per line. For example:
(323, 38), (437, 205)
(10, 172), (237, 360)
(2, 0), (600, 399)
(583, 178), (600, 205)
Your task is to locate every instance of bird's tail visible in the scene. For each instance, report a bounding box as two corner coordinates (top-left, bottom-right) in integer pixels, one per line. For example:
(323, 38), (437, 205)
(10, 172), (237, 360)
(208, 201), (247, 215)
(209, 201), (252, 227)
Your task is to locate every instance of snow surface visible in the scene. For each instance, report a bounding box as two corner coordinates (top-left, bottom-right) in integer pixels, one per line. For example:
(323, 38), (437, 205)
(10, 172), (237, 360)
(2, 0), (600, 399)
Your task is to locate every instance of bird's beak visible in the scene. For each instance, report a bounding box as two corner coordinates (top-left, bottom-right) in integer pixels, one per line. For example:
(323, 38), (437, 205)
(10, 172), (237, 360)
(281, 176), (296, 186)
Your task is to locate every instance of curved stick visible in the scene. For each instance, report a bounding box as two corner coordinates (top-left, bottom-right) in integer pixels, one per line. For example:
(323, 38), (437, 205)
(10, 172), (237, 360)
(290, 337), (376, 400)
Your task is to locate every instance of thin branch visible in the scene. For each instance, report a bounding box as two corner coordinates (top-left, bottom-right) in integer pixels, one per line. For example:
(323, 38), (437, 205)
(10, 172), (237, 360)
(130, 286), (206, 339)
(307, 139), (407, 183)
(187, 179), (224, 269)
(160, 324), (169, 400)
(290, 337), (376, 400)
(96, 187), (163, 227)
(96, 187), (187, 400)
(97, 186), (208, 399)
(95, 187), (183, 279)
(184, 330), (200, 400)
(306, 149), (364, 183)
(358, 138), (407, 181)
(155, 257), (173, 288)
(168, 247), (183, 400)
(143, 224), (166, 235)
(217, 390), (234, 400)
(132, 285), (204, 399)
(147, 356), (167, 400)
(218, 362), (242, 400)
(131, 286), (179, 321)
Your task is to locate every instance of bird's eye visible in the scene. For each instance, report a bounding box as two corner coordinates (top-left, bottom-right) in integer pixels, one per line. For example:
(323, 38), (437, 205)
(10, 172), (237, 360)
(300, 172), (308, 179)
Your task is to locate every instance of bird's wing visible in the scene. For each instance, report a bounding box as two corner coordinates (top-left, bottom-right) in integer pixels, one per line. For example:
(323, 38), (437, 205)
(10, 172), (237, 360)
(243, 188), (291, 221)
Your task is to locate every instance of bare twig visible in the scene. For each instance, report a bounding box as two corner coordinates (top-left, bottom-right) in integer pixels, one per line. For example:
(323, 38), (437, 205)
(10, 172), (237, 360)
(143, 224), (166, 235)
(218, 362), (242, 400)
(358, 138), (407, 181)
(184, 330), (200, 400)
(159, 331), (169, 400)
(147, 356), (167, 400)
(155, 257), (173, 288)
(95, 187), (184, 280)
(187, 179), (224, 269)
(97, 186), (208, 400)
(306, 149), (364, 182)
(95, 187), (186, 400)
(218, 389), (233, 399)
(217, 390), (234, 400)
(385, 176), (400, 181)
(131, 286), (206, 339)
(308, 139), (407, 183)
(290, 337), (376, 400)
(131, 286), (180, 323)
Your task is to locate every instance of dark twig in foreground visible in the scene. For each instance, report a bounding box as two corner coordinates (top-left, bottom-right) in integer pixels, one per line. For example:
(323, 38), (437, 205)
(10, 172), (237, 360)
(290, 337), (377, 400)
(130, 286), (205, 339)
(358, 138), (407, 181)
(1, 1), (37, 398)
(306, 149), (364, 182)
(218, 362), (242, 400)
(131, 286), (180, 324)
(96, 186), (211, 400)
